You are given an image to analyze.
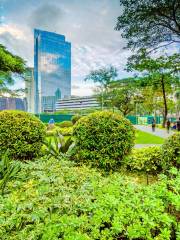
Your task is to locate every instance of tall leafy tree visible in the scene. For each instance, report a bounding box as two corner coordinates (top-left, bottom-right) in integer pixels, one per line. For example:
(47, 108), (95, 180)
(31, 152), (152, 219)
(85, 65), (118, 89)
(115, 0), (180, 52)
(102, 78), (141, 116)
(85, 66), (118, 109)
(0, 44), (26, 96)
(129, 54), (180, 126)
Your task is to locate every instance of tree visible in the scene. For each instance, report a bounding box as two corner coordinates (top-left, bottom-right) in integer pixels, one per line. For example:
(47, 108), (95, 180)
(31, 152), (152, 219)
(129, 54), (180, 126)
(115, 0), (180, 52)
(0, 44), (26, 96)
(85, 66), (118, 89)
(85, 66), (118, 109)
(101, 79), (140, 116)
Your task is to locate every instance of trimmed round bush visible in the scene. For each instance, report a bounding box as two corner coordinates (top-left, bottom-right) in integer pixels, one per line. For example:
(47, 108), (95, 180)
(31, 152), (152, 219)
(71, 115), (81, 125)
(161, 132), (180, 170)
(0, 110), (46, 160)
(72, 111), (135, 170)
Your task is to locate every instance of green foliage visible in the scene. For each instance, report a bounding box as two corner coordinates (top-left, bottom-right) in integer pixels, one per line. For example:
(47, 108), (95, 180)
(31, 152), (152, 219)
(0, 157), (179, 239)
(46, 126), (73, 137)
(0, 44), (26, 96)
(55, 121), (73, 128)
(0, 152), (21, 195)
(72, 111), (135, 171)
(0, 44), (25, 73)
(71, 114), (82, 124)
(128, 53), (180, 126)
(115, 0), (180, 51)
(59, 127), (73, 136)
(124, 146), (162, 174)
(101, 78), (143, 116)
(161, 133), (180, 170)
(85, 65), (118, 88)
(44, 133), (74, 159)
(0, 110), (46, 160)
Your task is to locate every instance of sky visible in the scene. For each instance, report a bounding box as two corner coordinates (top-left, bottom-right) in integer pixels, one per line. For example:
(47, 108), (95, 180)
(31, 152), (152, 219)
(0, 0), (132, 96)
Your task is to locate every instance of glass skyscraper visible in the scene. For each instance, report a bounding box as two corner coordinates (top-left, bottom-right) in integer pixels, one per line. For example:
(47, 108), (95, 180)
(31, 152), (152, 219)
(34, 29), (71, 113)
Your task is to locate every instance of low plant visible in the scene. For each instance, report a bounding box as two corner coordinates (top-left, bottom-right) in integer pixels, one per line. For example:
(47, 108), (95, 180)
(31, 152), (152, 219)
(56, 121), (73, 128)
(59, 127), (73, 136)
(123, 146), (163, 184)
(0, 152), (21, 195)
(44, 132), (74, 159)
(161, 132), (180, 170)
(124, 146), (162, 174)
(46, 126), (60, 137)
(71, 115), (81, 124)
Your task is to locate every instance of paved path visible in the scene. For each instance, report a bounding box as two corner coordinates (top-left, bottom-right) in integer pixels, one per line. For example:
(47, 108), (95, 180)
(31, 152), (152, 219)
(134, 144), (162, 149)
(135, 125), (174, 139)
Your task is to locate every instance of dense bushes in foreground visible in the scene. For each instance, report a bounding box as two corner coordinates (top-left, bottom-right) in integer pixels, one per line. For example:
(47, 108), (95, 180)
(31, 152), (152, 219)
(124, 146), (163, 174)
(0, 110), (46, 160)
(123, 133), (180, 175)
(0, 157), (179, 240)
(72, 111), (135, 170)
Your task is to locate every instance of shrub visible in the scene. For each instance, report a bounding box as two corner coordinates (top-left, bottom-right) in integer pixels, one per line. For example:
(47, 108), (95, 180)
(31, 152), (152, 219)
(46, 127), (73, 137)
(56, 121), (73, 128)
(71, 115), (81, 124)
(72, 111), (135, 170)
(0, 110), (46, 160)
(161, 132), (180, 170)
(0, 157), (179, 239)
(59, 127), (73, 136)
(46, 126), (60, 137)
(123, 146), (162, 174)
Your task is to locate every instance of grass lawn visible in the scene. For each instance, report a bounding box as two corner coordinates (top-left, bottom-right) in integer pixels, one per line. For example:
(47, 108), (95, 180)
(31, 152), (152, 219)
(46, 130), (164, 145)
(135, 130), (164, 144)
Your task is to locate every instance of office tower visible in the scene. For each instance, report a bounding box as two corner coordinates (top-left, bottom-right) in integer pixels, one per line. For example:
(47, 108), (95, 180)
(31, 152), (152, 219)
(0, 97), (26, 111)
(25, 67), (34, 113)
(34, 29), (71, 113)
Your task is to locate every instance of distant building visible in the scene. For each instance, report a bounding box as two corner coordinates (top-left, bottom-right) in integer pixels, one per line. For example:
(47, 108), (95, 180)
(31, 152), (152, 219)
(34, 29), (71, 113)
(24, 67), (34, 113)
(0, 97), (26, 111)
(56, 96), (100, 111)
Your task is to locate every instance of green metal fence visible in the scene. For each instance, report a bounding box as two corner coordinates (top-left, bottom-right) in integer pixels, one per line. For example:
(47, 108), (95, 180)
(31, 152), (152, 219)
(36, 114), (177, 125)
(35, 114), (73, 123)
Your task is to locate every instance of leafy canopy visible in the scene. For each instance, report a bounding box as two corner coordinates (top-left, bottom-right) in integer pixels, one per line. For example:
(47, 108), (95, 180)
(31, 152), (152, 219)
(128, 54), (180, 125)
(0, 44), (26, 96)
(85, 65), (118, 88)
(115, 0), (180, 51)
(0, 44), (25, 74)
(102, 78), (142, 116)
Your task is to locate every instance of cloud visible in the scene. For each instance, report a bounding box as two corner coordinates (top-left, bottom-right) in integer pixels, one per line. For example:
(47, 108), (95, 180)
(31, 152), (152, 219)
(0, 24), (33, 65)
(0, 24), (25, 39)
(72, 44), (131, 79)
(29, 3), (63, 31)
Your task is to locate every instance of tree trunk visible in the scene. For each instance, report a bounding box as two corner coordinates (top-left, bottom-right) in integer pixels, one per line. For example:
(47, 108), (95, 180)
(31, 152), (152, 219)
(161, 75), (168, 128)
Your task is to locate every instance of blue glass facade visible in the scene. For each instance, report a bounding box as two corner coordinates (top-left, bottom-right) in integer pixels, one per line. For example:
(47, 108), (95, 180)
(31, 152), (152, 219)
(34, 29), (71, 113)
(0, 97), (26, 111)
